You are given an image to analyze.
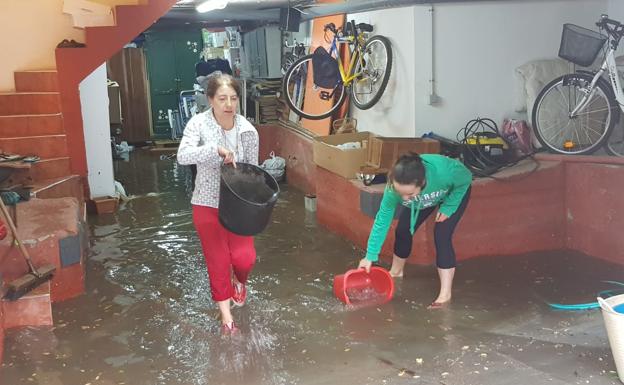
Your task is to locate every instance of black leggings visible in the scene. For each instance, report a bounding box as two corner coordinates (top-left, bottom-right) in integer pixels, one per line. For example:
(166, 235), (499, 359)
(394, 188), (471, 269)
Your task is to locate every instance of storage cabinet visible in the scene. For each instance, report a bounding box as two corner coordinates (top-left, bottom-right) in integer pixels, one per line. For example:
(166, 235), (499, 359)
(143, 29), (203, 138)
(243, 26), (282, 78)
(106, 48), (152, 143)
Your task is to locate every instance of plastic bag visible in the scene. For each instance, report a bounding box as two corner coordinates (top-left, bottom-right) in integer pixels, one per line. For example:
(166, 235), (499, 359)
(501, 119), (532, 155)
(261, 151), (286, 182)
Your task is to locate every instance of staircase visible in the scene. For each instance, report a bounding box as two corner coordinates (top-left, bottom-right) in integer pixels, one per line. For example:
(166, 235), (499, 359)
(56, 0), (178, 177)
(0, 0), (179, 352)
(0, 70), (79, 199)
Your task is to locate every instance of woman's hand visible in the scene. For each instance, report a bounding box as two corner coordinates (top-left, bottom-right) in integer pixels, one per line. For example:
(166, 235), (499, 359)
(218, 146), (237, 168)
(435, 212), (448, 222)
(358, 258), (372, 273)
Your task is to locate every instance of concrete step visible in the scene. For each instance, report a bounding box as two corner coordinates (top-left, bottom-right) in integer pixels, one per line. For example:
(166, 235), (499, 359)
(30, 175), (83, 201)
(2, 282), (52, 329)
(0, 198), (86, 304)
(14, 71), (59, 93)
(8, 157), (72, 185)
(0, 93), (61, 115)
(0, 114), (64, 137)
(0, 134), (68, 159)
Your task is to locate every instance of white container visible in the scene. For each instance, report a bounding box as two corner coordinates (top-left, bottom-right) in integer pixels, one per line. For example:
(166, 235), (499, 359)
(63, 0), (114, 28)
(599, 294), (624, 383)
(304, 195), (317, 212)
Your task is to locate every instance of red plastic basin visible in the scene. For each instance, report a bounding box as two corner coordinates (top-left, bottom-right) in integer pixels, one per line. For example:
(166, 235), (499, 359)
(333, 267), (395, 306)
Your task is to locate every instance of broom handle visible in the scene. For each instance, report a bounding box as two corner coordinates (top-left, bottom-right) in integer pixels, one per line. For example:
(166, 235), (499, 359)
(0, 198), (38, 274)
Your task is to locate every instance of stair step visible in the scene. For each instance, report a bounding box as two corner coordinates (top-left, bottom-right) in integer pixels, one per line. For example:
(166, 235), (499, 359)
(0, 93), (61, 115)
(2, 281), (52, 329)
(0, 135), (68, 159)
(0, 114), (64, 137)
(30, 175), (84, 201)
(114, 5), (150, 27)
(8, 157), (72, 185)
(85, 26), (123, 49)
(14, 71), (59, 93)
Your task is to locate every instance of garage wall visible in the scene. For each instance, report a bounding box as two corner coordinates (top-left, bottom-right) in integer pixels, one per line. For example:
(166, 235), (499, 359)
(349, 0), (607, 139)
(348, 7), (417, 137)
(0, 0), (84, 91)
(80, 64), (116, 199)
(610, 0), (624, 19)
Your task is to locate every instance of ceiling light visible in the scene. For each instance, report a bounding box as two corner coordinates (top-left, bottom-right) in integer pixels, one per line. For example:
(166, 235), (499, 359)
(196, 0), (228, 13)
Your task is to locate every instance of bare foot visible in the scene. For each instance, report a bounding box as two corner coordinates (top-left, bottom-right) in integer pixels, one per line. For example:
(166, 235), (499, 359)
(389, 269), (403, 278)
(428, 295), (451, 309)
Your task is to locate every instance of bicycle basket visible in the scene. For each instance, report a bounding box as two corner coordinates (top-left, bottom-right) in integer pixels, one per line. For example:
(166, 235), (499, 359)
(558, 23), (607, 67)
(311, 46), (340, 89)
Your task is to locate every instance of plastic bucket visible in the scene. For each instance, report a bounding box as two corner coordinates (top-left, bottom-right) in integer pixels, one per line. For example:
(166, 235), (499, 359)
(598, 294), (624, 383)
(333, 267), (394, 306)
(218, 163), (280, 236)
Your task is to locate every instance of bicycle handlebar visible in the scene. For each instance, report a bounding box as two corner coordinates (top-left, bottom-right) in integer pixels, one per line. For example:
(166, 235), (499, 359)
(597, 14), (623, 35)
(324, 23), (337, 33)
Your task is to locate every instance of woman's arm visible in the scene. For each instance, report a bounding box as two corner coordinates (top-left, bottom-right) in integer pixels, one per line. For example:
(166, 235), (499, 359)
(177, 116), (222, 166)
(365, 187), (400, 262)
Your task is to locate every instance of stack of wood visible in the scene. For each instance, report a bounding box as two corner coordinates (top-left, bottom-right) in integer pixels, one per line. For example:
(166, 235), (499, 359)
(250, 79), (282, 124)
(257, 96), (279, 123)
(276, 97), (290, 121)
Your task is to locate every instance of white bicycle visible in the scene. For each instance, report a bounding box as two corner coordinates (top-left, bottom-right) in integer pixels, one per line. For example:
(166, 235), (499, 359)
(532, 14), (624, 156)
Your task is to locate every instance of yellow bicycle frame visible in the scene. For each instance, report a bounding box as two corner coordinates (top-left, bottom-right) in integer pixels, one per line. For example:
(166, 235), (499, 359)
(335, 34), (368, 87)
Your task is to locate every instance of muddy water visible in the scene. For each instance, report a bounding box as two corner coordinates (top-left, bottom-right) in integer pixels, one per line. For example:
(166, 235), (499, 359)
(2, 151), (624, 385)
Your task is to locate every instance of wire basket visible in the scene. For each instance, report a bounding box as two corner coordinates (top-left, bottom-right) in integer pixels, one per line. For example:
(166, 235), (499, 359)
(558, 23), (607, 67)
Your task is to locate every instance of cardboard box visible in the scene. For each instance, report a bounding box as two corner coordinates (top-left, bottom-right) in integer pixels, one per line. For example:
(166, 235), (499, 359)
(313, 132), (372, 179)
(367, 137), (441, 169)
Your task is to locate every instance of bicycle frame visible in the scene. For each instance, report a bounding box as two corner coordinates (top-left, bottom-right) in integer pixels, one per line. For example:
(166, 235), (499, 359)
(572, 36), (624, 116)
(331, 32), (368, 87)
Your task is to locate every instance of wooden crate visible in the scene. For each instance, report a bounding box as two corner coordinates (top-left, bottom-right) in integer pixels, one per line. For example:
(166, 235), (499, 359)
(367, 137), (440, 169)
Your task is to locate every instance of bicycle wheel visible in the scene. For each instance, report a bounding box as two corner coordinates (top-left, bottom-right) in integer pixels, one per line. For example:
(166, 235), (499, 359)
(532, 73), (617, 155)
(282, 54), (346, 120)
(351, 35), (392, 110)
(606, 113), (624, 156)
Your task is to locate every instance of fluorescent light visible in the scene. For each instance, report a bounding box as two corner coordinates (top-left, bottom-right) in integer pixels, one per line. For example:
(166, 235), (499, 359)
(196, 0), (228, 13)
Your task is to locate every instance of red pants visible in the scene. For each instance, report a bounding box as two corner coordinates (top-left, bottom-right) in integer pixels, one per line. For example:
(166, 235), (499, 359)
(192, 205), (256, 302)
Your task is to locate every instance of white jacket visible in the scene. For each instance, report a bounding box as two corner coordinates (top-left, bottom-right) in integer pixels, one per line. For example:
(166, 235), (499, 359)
(177, 109), (259, 208)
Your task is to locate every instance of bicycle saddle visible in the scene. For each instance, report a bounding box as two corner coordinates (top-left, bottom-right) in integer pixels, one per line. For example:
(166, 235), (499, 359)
(357, 23), (373, 32)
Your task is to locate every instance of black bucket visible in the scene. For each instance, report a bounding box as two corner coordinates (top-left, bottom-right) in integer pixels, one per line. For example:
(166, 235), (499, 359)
(219, 163), (280, 236)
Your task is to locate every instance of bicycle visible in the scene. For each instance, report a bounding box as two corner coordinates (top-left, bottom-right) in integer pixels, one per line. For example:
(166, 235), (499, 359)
(282, 20), (392, 120)
(532, 14), (624, 155)
(281, 38), (307, 75)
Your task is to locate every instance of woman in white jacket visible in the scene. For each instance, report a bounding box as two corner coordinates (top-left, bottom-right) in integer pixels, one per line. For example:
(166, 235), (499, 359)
(177, 73), (259, 334)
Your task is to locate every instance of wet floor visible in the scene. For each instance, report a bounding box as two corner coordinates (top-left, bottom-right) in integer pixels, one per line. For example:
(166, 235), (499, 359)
(2, 151), (624, 385)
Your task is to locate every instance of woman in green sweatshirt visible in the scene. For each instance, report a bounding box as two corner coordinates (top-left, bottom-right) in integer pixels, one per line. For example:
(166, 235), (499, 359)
(358, 153), (472, 308)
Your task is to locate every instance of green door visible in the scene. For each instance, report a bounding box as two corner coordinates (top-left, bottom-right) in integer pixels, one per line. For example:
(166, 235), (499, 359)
(144, 29), (203, 139)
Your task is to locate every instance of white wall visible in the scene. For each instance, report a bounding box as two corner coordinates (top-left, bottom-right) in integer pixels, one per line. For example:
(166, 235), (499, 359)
(610, 0), (624, 19)
(350, 0), (607, 139)
(349, 7), (417, 137)
(79, 64), (116, 199)
(0, 0), (84, 91)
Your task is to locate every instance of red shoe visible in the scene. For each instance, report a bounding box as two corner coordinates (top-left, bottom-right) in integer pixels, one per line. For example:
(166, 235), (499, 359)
(231, 282), (247, 307)
(221, 321), (239, 335)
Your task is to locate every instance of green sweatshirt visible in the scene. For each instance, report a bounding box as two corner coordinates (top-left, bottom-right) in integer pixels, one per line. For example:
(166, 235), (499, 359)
(365, 154), (472, 262)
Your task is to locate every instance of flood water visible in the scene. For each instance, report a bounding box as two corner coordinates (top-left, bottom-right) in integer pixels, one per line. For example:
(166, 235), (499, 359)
(2, 151), (623, 385)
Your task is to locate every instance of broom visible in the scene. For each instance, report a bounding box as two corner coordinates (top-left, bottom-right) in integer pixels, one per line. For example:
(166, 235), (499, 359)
(0, 197), (56, 301)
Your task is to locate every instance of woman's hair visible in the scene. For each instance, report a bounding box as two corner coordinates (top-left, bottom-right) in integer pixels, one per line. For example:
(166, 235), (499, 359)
(388, 152), (426, 187)
(204, 72), (241, 99)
